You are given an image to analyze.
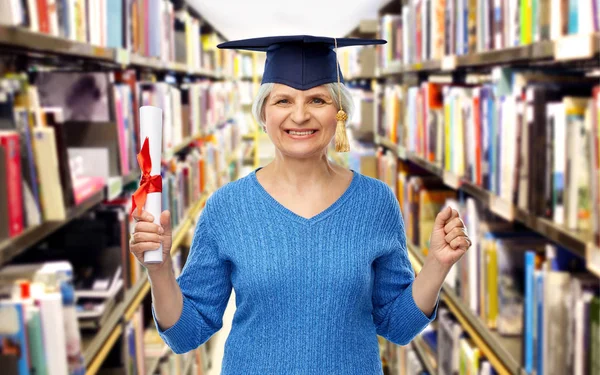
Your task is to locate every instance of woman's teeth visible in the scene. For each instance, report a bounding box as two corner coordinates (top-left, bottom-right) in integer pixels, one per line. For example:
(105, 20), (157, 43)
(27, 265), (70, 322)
(288, 130), (316, 135)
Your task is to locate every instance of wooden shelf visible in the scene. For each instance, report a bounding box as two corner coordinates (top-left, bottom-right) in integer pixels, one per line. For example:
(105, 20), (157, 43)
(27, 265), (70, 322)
(0, 169), (138, 266)
(377, 33), (600, 77)
(0, 26), (223, 78)
(83, 194), (208, 375)
(407, 244), (523, 375)
(377, 137), (594, 259)
(411, 336), (437, 375)
(163, 133), (203, 159)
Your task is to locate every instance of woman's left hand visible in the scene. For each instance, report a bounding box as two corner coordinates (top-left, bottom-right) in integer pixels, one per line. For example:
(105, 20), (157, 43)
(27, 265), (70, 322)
(428, 206), (471, 268)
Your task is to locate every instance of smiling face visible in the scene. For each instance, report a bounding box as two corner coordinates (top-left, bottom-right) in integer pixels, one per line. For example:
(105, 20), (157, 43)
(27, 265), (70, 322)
(263, 83), (338, 159)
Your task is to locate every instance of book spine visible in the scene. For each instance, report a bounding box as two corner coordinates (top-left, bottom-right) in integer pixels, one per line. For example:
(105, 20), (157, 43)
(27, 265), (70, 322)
(1, 133), (24, 237)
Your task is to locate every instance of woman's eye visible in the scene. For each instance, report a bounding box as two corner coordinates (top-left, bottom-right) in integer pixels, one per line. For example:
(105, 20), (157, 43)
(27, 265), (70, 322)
(276, 99), (289, 104)
(311, 98), (325, 104)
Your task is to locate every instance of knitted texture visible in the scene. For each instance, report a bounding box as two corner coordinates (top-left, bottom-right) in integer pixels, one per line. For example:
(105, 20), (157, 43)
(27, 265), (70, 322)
(152, 167), (437, 374)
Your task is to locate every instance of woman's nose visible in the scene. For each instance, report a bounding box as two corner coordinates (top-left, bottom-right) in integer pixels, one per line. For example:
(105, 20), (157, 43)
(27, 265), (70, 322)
(290, 103), (310, 124)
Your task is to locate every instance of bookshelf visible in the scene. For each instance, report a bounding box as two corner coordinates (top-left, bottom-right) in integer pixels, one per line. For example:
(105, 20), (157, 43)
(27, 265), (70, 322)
(407, 243), (522, 375)
(411, 336), (437, 375)
(82, 193), (208, 375)
(376, 139), (594, 261)
(0, 169), (138, 266)
(378, 33), (600, 77)
(0, 25), (225, 79)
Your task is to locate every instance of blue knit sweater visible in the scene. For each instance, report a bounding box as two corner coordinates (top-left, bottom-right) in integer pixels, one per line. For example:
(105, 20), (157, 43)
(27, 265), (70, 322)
(153, 167), (437, 374)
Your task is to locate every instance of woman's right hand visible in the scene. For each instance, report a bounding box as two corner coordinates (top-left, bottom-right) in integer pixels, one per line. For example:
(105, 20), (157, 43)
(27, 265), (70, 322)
(130, 209), (173, 274)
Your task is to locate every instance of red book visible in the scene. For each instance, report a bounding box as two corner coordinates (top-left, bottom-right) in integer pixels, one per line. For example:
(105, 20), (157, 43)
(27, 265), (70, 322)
(37, 0), (50, 34)
(0, 132), (24, 237)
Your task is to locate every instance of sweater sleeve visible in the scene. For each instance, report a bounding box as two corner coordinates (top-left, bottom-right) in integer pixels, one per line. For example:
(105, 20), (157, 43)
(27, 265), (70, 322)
(152, 196), (233, 354)
(371, 188), (438, 346)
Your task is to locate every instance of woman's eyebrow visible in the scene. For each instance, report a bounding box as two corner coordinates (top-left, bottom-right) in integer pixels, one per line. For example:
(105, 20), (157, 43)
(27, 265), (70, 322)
(307, 92), (332, 100)
(270, 93), (292, 101)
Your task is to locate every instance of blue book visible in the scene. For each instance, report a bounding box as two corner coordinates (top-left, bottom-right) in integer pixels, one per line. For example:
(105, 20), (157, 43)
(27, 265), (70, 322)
(480, 86), (490, 189)
(568, 0), (579, 34)
(495, 96), (503, 196)
(0, 302), (30, 375)
(524, 251), (536, 374)
(421, 329), (438, 354)
(106, 0), (124, 49)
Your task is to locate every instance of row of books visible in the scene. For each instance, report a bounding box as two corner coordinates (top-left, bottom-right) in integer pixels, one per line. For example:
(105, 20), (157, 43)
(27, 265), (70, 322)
(378, 0), (600, 67)
(144, 328), (210, 375)
(0, 0), (246, 77)
(375, 71), (600, 245)
(0, 129), (235, 374)
(0, 69), (243, 241)
(381, 161), (600, 374)
(380, 307), (497, 375)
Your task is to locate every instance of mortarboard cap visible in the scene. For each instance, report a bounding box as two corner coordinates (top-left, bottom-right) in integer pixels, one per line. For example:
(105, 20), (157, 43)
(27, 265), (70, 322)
(217, 35), (386, 91)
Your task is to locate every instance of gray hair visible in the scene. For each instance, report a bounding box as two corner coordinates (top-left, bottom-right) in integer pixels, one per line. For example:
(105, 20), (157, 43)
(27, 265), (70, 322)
(251, 82), (354, 129)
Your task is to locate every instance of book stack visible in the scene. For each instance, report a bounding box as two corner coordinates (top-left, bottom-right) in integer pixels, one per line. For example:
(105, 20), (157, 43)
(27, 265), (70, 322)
(386, 69), (599, 246)
(377, 0), (600, 67)
(0, 261), (86, 375)
(0, 71), (136, 238)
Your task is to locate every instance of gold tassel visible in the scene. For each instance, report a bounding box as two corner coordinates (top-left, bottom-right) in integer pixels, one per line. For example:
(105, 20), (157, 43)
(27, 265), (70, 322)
(335, 109), (349, 152)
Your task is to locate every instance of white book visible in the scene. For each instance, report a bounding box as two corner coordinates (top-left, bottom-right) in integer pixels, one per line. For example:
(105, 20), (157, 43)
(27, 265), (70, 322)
(67, 0), (77, 40)
(543, 269), (571, 375)
(402, 6), (410, 65)
(578, 0), (594, 34)
(550, 0), (566, 40)
(38, 293), (69, 375)
(172, 87), (183, 146)
(26, 0), (39, 31)
(466, 198), (479, 313)
(0, 0), (23, 26)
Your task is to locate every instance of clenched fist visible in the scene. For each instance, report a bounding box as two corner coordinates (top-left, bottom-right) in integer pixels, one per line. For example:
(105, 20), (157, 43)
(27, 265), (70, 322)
(130, 209), (173, 273)
(428, 206), (471, 268)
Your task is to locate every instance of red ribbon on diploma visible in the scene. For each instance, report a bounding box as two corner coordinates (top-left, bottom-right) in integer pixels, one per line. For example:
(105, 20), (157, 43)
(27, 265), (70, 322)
(131, 137), (162, 217)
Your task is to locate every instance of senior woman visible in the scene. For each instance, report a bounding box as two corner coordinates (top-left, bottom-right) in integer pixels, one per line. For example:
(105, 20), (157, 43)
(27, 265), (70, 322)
(130, 36), (471, 374)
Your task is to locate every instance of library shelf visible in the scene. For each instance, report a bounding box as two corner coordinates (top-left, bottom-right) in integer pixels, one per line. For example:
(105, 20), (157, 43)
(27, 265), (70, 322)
(375, 138), (593, 259)
(0, 189), (100, 266)
(374, 135), (398, 154)
(407, 244), (523, 375)
(411, 335), (437, 375)
(163, 132), (203, 159)
(82, 193), (208, 375)
(0, 25), (115, 62)
(0, 25), (223, 78)
(0, 170), (139, 267)
(407, 154), (591, 258)
(377, 33), (600, 77)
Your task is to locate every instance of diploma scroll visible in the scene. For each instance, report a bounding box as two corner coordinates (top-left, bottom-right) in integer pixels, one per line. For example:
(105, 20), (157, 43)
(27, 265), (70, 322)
(139, 106), (163, 264)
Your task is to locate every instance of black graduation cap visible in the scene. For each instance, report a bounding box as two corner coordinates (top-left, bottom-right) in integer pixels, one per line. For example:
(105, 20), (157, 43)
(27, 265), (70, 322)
(217, 35), (386, 90)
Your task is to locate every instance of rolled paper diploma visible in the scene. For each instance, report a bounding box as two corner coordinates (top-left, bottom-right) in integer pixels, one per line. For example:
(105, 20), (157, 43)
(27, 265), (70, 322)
(140, 106), (163, 263)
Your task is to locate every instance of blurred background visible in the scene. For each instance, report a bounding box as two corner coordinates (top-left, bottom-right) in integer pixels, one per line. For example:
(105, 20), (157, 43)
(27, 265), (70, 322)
(0, 0), (598, 374)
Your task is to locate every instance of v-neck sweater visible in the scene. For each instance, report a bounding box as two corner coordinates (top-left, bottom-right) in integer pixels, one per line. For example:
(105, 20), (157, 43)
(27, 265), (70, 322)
(152, 167), (437, 374)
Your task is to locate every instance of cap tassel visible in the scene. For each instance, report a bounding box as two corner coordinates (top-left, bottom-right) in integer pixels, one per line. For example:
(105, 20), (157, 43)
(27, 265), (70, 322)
(333, 37), (349, 153)
(335, 110), (349, 152)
